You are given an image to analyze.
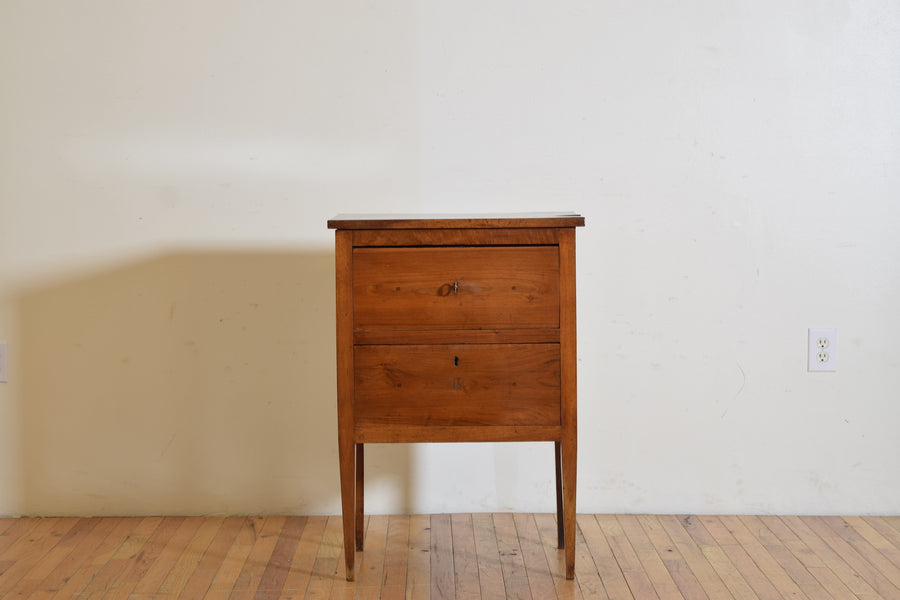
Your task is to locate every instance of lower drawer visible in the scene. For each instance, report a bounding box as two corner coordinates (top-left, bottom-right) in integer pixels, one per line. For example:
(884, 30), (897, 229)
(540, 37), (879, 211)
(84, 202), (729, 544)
(354, 344), (560, 426)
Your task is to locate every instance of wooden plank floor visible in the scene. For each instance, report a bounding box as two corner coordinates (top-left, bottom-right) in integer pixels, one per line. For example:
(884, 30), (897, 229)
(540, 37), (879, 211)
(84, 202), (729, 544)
(0, 515), (899, 599)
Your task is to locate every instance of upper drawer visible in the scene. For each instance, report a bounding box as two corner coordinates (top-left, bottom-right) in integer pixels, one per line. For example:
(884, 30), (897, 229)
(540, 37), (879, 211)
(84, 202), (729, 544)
(352, 246), (559, 330)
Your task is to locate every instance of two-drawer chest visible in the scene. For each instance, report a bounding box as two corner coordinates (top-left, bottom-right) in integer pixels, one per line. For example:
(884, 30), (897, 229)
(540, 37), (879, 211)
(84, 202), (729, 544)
(327, 213), (584, 580)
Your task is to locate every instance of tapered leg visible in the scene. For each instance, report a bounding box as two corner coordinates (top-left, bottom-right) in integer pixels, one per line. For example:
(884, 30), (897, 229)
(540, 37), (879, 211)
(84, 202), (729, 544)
(338, 434), (356, 581)
(555, 441), (565, 549)
(335, 228), (357, 581)
(558, 226), (578, 579)
(562, 435), (577, 579)
(355, 443), (365, 551)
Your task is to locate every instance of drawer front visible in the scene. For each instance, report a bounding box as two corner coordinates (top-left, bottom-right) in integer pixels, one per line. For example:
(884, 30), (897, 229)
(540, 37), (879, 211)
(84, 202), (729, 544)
(352, 246), (559, 330)
(354, 344), (560, 426)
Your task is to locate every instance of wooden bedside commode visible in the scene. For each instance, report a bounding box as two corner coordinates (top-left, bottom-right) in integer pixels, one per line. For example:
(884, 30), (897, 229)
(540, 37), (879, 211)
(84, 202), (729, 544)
(327, 213), (585, 580)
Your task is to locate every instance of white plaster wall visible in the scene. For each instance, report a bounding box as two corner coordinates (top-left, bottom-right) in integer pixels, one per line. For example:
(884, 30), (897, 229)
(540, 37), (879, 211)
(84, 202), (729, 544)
(1, 1), (897, 516)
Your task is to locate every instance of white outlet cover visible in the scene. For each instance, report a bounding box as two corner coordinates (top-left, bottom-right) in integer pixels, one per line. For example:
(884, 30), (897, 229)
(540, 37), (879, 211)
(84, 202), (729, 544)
(808, 328), (837, 372)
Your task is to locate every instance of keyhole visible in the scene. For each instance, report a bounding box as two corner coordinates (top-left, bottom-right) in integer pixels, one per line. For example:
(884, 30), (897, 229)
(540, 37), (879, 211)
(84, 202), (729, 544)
(453, 356), (459, 367)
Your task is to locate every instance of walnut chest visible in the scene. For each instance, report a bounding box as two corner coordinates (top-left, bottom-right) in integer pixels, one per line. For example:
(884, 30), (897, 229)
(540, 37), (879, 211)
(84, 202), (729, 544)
(328, 212), (584, 580)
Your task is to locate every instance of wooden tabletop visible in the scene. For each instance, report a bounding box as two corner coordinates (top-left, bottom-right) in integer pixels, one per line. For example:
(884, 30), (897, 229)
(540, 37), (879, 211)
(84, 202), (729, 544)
(327, 212), (585, 230)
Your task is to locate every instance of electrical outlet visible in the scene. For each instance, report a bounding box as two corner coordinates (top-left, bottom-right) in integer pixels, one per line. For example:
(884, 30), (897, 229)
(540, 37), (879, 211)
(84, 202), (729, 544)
(0, 342), (7, 383)
(808, 329), (837, 372)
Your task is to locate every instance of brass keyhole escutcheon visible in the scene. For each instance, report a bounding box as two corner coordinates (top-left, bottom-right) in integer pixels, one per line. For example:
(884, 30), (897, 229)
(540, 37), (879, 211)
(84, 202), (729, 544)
(453, 356), (459, 367)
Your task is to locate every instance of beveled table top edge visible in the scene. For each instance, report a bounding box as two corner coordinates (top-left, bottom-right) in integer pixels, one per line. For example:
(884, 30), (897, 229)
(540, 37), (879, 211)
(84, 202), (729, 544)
(327, 212), (585, 230)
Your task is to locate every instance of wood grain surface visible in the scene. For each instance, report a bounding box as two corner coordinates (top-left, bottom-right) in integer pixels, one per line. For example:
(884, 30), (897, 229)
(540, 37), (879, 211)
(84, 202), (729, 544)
(352, 246), (560, 331)
(354, 344), (560, 427)
(2, 514), (897, 599)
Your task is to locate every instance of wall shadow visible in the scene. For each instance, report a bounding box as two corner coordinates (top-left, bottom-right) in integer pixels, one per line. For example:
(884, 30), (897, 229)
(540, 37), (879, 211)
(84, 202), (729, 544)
(17, 250), (410, 516)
